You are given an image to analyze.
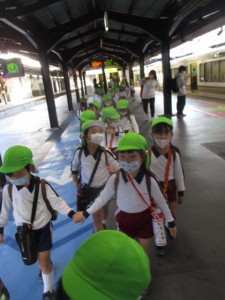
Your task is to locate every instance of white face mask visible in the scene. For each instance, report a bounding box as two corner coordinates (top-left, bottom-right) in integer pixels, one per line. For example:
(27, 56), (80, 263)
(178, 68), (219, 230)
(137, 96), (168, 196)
(90, 133), (105, 145)
(108, 121), (119, 129)
(104, 102), (112, 107)
(7, 176), (30, 186)
(118, 160), (141, 173)
(119, 111), (127, 116)
(154, 138), (170, 149)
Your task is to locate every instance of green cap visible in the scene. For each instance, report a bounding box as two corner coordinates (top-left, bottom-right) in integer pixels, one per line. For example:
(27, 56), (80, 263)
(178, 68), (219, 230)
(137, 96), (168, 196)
(81, 120), (105, 133)
(62, 230), (151, 300)
(80, 97), (87, 102)
(79, 110), (97, 122)
(102, 94), (112, 101)
(117, 99), (129, 109)
(116, 133), (147, 151)
(102, 107), (120, 122)
(89, 100), (101, 109)
(151, 117), (173, 128)
(0, 145), (36, 174)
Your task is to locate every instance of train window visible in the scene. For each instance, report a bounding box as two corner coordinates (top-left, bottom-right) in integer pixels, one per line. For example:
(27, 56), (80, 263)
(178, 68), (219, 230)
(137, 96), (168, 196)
(219, 60), (225, 82)
(205, 62), (212, 82)
(212, 61), (219, 82)
(200, 64), (204, 82)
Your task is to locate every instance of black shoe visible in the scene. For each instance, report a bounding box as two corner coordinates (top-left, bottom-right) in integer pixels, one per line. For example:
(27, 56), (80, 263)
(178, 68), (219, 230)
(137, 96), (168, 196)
(42, 291), (55, 300)
(155, 246), (166, 256)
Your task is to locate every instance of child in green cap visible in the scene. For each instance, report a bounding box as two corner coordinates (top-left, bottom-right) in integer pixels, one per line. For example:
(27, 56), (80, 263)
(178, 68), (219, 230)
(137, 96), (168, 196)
(55, 230), (151, 300)
(88, 100), (101, 119)
(79, 109), (97, 124)
(71, 120), (119, 231)
(102, 107), (125, 152)
(117, 99), (139, 133)
(150, 117), (185, 255)
(0, 145), (77, 300)
(74, 133), (177, 257)
(150, 117), (185, 215)
(102, 93), (117, 108)
(76, 97), (87, 119)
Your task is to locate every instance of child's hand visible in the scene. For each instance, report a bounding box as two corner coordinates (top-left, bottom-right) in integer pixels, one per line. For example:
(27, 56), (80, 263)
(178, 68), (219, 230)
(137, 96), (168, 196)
(169, 226), (177, 239)
(73, 212), (86, 223)
(0, 234), (4, 244)
(177, 196), (184, 204)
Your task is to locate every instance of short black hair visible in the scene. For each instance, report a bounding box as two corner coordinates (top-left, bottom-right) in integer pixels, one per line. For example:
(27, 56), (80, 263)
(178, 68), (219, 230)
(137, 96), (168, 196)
(5, 164), (31, 177)
(152, 123), (173, 134)
(179, 65), (186, 72)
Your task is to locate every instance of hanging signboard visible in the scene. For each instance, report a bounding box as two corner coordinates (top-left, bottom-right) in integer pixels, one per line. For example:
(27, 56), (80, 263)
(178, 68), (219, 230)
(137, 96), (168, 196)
(0, 58), (24, 78)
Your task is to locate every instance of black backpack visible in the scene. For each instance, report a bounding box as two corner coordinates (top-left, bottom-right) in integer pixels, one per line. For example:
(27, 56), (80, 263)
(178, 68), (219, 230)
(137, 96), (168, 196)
(170, 78), (179, 93)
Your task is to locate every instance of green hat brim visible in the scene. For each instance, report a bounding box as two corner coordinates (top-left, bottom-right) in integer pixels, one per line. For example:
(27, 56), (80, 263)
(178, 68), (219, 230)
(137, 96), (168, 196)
(151, 117), (173, 128)
(0, 160), (37, 174)
(81, 120), (105, 133)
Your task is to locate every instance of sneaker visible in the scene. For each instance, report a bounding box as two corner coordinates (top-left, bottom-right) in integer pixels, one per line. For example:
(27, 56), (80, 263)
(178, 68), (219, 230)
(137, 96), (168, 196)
(155, 246), (166, 256)
(42, 291), (55, 300)
(177, 113), (186, 118)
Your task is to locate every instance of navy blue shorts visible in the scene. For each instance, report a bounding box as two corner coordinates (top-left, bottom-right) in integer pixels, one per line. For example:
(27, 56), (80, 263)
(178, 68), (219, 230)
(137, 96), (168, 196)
(33, 222), (53, 252)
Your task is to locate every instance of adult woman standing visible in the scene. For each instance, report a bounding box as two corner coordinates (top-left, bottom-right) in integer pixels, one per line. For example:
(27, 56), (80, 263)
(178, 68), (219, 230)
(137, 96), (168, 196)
(141, 70), (158, 118)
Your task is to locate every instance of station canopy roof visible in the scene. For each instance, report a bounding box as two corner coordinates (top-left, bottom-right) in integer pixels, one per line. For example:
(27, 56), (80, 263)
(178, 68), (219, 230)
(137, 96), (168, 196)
(0, 0), (225, 72)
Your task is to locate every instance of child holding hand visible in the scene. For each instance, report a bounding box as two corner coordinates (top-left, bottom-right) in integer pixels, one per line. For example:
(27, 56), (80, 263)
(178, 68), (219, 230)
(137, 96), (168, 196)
(74, 132), (176, 256)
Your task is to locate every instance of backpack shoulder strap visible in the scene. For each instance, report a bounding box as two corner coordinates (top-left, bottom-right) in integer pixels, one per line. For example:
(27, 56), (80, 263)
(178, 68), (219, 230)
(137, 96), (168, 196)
(100, 146), (109, 169)
(170, 144), (180, 161)
(31, 177), (40, 225)
(114, 170), (120, 193)
(40, 179), (56, 217)
(77, 147), (83, 161)
(8, 184), (13, 202)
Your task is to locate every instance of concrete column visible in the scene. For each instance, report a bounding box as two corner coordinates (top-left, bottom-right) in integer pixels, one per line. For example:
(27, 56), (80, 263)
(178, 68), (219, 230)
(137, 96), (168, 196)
(161, 37), (173, 116)
(39, 51), (59, 128)
(139, 54), (145, 79)
(83, 72), (87, 96)
(129, 62), (134, 83)
(62, 62), (73, 111)
(101, 61), (107, 93)
(79, 71), (84, 97)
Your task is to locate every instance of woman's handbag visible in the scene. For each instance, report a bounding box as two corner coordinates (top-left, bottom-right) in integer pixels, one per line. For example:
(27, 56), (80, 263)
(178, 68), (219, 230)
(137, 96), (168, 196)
(15, 180), (39, 265)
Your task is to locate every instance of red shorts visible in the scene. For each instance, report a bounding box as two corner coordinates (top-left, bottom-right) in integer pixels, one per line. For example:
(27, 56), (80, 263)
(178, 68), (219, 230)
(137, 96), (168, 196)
(115, 209), (153, 239)
(159, 179), (176, 203)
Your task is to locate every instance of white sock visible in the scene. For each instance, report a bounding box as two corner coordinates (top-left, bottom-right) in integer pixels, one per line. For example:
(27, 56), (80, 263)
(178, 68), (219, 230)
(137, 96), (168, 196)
(42, 269), (54, 293)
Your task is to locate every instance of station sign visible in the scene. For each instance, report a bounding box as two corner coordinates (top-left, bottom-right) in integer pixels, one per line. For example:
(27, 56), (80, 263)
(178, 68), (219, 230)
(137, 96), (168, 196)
(0, 58), (24, 78)
(90, 59), (113, 67)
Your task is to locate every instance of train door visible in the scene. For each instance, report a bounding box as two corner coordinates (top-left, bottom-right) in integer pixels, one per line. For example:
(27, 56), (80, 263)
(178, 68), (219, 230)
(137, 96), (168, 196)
(191, 64), (198, 91)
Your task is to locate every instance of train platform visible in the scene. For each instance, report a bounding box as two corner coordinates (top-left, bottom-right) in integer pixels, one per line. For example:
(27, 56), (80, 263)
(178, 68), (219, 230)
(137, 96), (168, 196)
(0, 90), (225, 300)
